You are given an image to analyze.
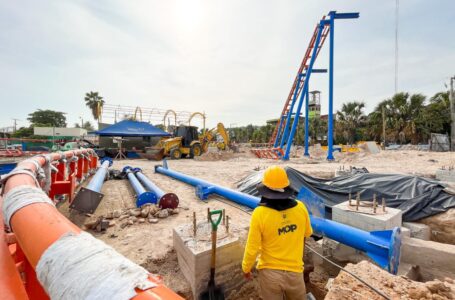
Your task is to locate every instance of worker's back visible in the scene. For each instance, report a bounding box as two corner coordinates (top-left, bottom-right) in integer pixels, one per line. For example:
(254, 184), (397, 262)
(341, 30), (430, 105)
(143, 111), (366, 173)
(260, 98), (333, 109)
(253, 201), (312, 273)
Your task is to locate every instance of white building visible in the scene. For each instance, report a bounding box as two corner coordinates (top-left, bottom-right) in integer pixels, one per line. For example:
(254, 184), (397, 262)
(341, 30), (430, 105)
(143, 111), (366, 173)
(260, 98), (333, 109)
(33, 127), (88, 137)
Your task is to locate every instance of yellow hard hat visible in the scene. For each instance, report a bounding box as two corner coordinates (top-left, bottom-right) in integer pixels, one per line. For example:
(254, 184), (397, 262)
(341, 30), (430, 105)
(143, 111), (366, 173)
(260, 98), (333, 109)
(262, 165), (290, 190)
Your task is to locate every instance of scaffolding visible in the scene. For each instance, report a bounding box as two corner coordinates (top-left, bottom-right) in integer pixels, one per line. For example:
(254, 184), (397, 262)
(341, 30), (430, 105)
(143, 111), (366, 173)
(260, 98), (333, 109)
(101, 104), (195, 129)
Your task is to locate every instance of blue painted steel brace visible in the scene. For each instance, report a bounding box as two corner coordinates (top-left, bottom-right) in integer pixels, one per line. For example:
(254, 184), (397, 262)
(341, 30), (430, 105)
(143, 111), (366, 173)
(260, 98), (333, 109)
(155, 161), (401, 274)
(273, 116), (286, 148)
(279, 74), (303, 149)
(123, 166), (157, 207)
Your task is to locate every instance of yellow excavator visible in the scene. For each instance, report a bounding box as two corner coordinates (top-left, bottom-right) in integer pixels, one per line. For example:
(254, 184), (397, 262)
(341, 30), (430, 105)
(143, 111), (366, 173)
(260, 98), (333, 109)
(201, 123), (231, 152)
(145, 123), (232, 160)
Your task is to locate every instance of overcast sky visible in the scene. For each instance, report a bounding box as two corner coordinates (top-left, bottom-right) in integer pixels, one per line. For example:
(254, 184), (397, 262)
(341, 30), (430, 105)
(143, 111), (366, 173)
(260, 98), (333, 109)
(1, 1), (454, 129)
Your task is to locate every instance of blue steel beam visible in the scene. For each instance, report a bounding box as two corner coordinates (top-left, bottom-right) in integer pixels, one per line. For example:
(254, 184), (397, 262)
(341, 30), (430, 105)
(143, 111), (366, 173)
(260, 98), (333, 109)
(134, 169), (179, 209)
(273, 116), (286, 148)
(123, 166), (157, 207)
(283, 23), (325, 160)
(155, 162), (401, 274)
(70, 157), (113, 213)
(279, 74), (303, 149)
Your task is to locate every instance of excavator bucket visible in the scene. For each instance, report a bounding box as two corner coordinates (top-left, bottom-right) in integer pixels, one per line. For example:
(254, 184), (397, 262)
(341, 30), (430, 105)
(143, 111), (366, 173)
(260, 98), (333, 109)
(144, 148), (165, 161)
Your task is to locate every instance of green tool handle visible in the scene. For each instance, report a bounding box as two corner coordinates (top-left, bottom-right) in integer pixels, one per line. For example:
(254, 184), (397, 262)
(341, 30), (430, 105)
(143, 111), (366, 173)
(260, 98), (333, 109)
(209, 209), (223, 231)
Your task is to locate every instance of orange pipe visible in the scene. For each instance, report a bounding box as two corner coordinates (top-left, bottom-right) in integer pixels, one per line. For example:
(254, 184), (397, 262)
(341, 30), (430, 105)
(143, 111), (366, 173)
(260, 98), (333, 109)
(2, 149), (182, 300)
(0, 198), (29, 300)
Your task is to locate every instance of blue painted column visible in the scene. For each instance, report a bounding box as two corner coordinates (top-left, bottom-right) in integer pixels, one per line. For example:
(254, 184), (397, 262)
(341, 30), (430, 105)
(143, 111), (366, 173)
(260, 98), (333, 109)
(304, 85), (310, 156)
(327, 13), (335, 161)
(279, 74), (302, 149)
(273, 116), (285, 147)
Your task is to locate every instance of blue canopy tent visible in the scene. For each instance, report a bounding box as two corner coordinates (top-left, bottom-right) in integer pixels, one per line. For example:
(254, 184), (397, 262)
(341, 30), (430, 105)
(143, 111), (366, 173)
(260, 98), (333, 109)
(93, 120), (171, 137)
(93, 120), (171, 159)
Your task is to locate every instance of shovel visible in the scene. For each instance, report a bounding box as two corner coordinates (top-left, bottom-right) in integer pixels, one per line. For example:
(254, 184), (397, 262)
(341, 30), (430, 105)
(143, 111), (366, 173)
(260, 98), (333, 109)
(199, 209), (225, 300)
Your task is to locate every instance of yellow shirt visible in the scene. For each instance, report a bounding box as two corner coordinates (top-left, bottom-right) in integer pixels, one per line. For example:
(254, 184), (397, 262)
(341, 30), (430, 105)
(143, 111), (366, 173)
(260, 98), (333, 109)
(242, 201), (313, 273)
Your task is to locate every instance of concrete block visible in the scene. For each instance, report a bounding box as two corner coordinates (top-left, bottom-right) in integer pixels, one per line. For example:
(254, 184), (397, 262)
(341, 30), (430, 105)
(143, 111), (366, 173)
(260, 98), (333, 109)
(436, 169), (455, 182)
(332, 201), (402, 231)
(402, 222), (431, 240)
(173, 221), (247, 299)
(400, 226), (411, 238)
(401, 237), (455, 281)
(322, 238), (366, 263)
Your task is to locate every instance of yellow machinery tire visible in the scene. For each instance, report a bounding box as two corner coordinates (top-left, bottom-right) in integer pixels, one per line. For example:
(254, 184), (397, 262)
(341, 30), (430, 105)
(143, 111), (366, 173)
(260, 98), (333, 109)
(189, 144), (202, 158)
(170, 148), (182, 160)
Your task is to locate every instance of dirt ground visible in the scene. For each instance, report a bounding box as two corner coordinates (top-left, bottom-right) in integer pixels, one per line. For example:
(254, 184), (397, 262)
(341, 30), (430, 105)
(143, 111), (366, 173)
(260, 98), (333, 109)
(58, 147), (455, 299)
(325, 261), (455, 299)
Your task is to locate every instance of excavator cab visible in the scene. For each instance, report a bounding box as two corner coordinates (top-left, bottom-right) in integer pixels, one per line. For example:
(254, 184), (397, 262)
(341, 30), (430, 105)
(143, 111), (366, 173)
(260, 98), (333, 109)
(174, 126), (199, 147)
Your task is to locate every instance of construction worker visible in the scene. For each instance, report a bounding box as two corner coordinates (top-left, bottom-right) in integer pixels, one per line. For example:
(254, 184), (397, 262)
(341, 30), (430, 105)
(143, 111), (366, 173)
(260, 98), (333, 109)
(242, 165), (313, 300)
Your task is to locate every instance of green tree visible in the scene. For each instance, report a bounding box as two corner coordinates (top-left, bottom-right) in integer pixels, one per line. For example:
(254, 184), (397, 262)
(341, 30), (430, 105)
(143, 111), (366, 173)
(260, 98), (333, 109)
(11, 126), (34, 138)
(84, 91), (105, 121)
(309, 117), (327, 145)
(336, 101), (366, 144)
(367, 93), (427, 144)
(75, 121), (95, 131)
(423, 92), (451, 135)
(27, 109), (67, 127)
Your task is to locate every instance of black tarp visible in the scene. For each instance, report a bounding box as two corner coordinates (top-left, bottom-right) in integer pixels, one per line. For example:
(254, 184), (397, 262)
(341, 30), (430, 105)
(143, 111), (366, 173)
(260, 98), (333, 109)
(237, 167), (455, 222)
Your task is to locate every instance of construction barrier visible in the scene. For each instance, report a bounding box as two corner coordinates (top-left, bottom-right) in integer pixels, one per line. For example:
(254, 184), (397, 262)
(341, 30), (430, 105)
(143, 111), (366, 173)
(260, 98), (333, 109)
(250, 147), (284, 159)
(0, 149), (183, 300)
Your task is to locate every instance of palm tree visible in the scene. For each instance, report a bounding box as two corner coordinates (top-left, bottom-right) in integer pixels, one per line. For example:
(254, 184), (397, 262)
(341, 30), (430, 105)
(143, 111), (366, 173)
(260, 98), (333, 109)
(336, 101), (366, 144)
(84, 91), (105, 122)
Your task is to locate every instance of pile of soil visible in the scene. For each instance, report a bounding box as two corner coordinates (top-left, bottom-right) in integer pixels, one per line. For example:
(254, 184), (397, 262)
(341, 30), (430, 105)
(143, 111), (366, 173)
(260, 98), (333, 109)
(325, 261), (455, 300)
(195, 151), (236, 161)
(419, 208), (455, 245)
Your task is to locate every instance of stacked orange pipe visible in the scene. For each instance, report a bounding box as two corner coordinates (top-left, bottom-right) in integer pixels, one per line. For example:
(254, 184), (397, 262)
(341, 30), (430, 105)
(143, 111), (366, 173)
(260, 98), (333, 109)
(1, 149), (183, 300)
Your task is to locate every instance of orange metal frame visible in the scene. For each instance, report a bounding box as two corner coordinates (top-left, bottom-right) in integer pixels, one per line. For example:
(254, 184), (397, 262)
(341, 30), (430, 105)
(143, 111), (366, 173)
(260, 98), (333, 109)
(0, 149), (183, 300)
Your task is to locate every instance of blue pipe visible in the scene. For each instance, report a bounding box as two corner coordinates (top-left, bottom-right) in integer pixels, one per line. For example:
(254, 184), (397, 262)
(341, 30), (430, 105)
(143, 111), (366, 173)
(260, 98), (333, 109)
(304, 85), (310, 156)
(279, 74), (303, 149)
(155, 161), (401, 274)
(123, 166), (157, 207)
(134, 169), (179, 209)
(86, 157), (112, 192)
(283, 23), (325, 160)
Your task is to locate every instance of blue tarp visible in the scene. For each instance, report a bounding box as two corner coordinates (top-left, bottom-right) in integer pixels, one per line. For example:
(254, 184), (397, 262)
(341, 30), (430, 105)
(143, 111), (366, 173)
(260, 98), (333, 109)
(93, 120), (171, 137)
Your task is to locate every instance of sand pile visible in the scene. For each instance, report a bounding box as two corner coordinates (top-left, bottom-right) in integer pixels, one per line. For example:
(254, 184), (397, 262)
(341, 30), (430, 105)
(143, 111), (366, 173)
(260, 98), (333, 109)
(195, 151), (237, 161)
(325, 261), (455, 300)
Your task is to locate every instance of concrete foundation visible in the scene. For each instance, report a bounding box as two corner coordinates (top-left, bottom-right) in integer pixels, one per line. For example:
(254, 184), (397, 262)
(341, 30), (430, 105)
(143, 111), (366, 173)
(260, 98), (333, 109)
(402, 222), (431, 240)
(332, 201), (402, 231)
(173, 220), (247, 299)
(323, 201), (402, 264)
(436, 169), (455, 182)
(401, 237), (455, 280)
